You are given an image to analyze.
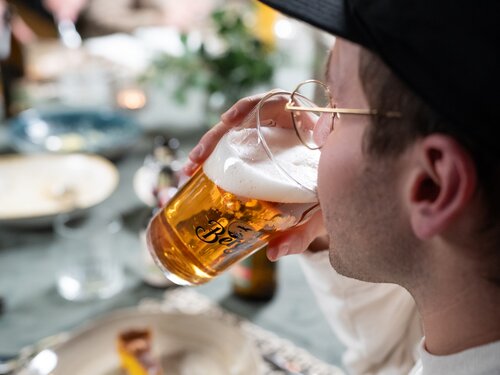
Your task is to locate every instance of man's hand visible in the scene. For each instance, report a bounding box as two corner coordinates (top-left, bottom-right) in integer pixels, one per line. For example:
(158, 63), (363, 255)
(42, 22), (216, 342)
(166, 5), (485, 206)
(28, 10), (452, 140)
(184, 91), (328, 261)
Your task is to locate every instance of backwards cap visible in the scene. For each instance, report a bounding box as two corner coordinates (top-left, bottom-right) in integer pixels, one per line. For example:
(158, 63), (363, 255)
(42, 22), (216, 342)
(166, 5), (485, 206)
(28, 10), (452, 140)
(260, 0), (500, 148)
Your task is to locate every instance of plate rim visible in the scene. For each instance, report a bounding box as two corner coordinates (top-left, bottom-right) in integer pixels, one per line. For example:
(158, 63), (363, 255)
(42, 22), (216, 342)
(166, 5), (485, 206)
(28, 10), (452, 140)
(0, 153), (119, 222)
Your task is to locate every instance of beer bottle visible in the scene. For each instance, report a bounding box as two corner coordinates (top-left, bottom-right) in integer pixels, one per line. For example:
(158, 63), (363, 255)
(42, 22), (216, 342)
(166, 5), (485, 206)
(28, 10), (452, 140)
(231, 247), (277, 301)
(153, 136), (181, 203)
(139, 136), (179, 288)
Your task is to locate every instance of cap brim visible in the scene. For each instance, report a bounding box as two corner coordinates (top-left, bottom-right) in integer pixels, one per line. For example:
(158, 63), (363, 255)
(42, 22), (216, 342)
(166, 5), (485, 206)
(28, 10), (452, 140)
(259, 0), (371, 48)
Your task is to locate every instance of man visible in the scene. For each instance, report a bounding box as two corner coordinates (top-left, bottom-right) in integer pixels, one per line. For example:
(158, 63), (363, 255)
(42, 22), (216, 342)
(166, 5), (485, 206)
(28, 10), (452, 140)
(184, 0), (500, 374)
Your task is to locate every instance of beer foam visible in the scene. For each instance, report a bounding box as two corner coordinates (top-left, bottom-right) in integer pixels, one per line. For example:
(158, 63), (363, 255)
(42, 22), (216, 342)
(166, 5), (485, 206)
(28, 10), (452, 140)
(203, 127), (319, 203)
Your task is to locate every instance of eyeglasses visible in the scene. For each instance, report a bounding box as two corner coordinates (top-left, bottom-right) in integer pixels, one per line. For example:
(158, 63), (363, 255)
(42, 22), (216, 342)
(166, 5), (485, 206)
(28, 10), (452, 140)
(285, 80), (401, 150)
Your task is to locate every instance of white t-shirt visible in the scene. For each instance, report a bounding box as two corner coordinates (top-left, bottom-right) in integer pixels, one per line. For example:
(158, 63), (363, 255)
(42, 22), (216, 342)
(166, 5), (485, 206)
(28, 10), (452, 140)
(417, 339), (500, 375)
(298, 251), (500, 375)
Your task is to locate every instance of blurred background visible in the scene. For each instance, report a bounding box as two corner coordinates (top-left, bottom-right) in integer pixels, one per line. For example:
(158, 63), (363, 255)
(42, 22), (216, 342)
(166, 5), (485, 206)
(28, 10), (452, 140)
(0, 0), (344, 373)
(2, 0), (327, 127)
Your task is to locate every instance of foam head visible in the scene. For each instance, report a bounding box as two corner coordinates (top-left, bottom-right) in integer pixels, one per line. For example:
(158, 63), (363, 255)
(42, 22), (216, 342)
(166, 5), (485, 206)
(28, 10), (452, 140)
(203, 127), (319, 203)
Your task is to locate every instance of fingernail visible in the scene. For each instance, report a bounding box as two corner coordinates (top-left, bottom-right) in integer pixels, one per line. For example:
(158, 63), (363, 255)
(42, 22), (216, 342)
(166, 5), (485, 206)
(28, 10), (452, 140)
(183, 160), (198, 175)
(189, 144), (204, 161)
(266, 246), (280, 262)
(221, 107), (238, 122)
(276, 244), (289, 259)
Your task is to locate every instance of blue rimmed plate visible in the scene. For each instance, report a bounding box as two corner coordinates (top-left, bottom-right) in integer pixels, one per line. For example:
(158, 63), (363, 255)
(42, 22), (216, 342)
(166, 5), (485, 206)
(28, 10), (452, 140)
(9, 108), (141, 158)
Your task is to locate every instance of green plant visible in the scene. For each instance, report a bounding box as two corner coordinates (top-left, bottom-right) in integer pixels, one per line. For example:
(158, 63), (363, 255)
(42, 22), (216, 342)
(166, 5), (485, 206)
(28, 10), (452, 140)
(142, 6), (276, 111)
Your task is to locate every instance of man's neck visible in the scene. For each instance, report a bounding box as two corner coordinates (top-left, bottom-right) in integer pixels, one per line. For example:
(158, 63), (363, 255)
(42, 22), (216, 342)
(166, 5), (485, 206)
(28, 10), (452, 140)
(415, 278), (500, 355)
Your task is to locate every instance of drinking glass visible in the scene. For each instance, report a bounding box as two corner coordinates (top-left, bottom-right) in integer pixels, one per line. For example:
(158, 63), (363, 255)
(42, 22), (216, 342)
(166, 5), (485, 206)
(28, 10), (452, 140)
(54, 213), (125, 301)
(147, 91), (321, 285)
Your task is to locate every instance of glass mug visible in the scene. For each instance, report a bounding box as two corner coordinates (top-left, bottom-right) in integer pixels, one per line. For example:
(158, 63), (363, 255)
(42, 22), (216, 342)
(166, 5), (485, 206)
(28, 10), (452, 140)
(147, 91), (321, 285)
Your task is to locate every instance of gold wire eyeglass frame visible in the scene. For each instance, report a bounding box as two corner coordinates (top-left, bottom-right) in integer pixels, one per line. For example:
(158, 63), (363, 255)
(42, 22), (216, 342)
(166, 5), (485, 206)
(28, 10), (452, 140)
(285, 80), (402, 150)
(253, 81), (402, 194)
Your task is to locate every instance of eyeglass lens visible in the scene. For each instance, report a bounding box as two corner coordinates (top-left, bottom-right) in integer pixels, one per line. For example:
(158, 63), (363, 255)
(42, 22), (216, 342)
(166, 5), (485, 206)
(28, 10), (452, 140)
(290, 81), (334, 149)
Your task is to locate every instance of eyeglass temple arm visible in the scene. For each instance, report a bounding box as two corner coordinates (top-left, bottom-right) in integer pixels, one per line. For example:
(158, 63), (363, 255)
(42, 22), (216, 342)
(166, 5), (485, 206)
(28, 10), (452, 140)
(285, 103), (401, 118)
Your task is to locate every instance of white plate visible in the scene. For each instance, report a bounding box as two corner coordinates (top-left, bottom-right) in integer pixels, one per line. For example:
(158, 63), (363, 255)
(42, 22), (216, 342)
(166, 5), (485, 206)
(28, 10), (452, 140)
(22, 309), (262, 375)
(0, 154), (118, 226)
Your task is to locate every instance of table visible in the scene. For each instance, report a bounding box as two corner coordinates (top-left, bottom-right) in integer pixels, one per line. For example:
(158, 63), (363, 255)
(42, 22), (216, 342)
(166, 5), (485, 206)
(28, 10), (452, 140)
(0, 130), (345, 371)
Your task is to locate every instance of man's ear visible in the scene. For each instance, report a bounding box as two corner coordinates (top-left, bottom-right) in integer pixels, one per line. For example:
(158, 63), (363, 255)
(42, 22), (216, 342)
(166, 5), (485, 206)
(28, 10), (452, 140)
(406, 135), (477, 239)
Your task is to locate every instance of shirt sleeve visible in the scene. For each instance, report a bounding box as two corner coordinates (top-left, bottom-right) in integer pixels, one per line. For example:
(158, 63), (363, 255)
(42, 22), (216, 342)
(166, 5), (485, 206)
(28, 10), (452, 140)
(298, 251), (422, 375)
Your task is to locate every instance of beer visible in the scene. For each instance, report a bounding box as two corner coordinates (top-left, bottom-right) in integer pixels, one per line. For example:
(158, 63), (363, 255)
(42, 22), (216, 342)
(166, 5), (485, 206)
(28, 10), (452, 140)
(147, 127), (320, 285)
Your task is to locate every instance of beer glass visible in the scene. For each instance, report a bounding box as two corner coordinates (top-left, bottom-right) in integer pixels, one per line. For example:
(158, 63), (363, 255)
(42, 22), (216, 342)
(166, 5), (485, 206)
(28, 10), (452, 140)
(147, 90), (321, 285)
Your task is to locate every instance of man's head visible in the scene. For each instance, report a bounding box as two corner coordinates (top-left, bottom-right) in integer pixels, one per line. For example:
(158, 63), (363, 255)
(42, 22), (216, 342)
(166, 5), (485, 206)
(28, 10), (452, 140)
(316, 37), (500, 290)
(259, 0), (500, 230)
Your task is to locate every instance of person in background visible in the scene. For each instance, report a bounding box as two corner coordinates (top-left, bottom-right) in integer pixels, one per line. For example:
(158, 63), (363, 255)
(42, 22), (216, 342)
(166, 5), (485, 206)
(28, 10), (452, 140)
(0, 0), (9, 309)
(183, 0), (500, 374)
(8, 0), (89, 39)
(0, 0), (88, 117)
(0, 0), (11, 58)
(42, 0), (87, 22)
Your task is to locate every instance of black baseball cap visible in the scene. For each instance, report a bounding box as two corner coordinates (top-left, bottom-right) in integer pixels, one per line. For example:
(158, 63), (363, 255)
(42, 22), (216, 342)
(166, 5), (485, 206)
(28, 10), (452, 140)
(259, 0), (500, 149)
